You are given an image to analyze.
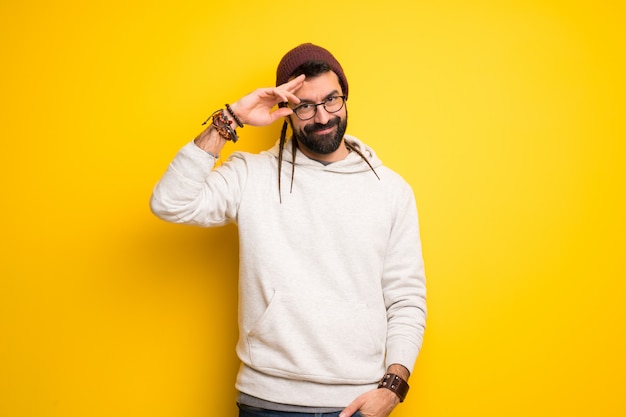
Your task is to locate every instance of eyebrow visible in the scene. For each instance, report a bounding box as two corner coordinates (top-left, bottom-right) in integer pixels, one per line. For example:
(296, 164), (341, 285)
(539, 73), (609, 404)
(297, 90), (341, 103)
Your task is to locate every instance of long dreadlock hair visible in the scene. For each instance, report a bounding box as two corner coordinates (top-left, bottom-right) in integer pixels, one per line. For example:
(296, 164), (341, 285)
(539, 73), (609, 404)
(277, 63), (379, 203)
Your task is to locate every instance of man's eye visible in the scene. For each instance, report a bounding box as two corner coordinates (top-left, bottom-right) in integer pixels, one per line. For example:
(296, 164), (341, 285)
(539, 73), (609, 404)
(299, 103), (314, 110)
(325, 96), (338, 104)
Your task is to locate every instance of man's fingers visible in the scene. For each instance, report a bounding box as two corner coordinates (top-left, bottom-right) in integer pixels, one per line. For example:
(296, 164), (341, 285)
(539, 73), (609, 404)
(270, 107), (293, 122)
(258, 88), (299, 106)
(339, 397), (365, 417)
(278, 73), (306, 91)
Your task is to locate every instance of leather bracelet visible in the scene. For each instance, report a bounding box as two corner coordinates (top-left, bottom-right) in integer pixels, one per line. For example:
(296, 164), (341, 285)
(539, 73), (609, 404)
(378, 373), (409, 402)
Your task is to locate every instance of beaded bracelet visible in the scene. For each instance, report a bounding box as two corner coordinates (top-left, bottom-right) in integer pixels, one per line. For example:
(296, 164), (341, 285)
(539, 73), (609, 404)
(225, 103), (244, 128)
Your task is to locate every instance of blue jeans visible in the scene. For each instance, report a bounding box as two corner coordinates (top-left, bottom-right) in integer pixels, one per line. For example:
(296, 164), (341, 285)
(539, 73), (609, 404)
(237, 404), (364, 417)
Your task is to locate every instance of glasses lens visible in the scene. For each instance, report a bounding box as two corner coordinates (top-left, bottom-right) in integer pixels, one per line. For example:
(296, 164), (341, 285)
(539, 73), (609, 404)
(324, 96), (345, 113)
(295, 104), (316, 120)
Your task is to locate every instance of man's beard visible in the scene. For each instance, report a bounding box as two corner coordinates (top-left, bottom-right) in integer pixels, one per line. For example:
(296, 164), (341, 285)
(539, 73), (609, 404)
(291, 113), (348, 155)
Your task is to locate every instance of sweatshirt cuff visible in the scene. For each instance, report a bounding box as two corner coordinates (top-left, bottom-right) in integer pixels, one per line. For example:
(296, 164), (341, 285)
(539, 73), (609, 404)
(385, 342), (421, 375)
(169, 141), (217, 182)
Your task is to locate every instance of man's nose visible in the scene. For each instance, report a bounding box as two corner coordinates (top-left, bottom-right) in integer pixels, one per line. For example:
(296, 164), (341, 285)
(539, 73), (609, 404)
(313, 104), (331, 124)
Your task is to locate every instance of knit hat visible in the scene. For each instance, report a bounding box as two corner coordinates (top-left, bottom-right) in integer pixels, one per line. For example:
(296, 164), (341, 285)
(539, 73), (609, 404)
(276, 43), (348, 98)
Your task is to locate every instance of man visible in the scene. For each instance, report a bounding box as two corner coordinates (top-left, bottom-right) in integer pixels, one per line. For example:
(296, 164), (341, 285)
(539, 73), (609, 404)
(150, 43), (427, 417)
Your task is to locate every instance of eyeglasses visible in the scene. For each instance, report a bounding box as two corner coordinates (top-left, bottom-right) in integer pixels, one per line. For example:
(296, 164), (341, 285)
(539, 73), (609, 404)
(291, 96), (346, 120)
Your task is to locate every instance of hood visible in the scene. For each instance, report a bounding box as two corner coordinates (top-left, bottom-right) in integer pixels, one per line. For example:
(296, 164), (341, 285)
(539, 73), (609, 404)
(266, 134), (383, 174)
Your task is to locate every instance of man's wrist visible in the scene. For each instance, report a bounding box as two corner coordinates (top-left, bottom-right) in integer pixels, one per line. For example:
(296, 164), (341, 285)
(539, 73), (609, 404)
(193, 125), (226, 156)
(225, 103), (244, 127)
(378, 373), (410, 402)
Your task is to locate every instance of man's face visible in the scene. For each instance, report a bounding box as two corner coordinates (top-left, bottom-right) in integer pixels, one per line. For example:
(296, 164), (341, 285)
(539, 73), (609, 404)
(289, 71), (347, 156)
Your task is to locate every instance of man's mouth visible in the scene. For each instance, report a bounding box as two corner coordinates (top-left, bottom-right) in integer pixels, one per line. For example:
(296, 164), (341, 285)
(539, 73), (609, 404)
(313, 126), (335, 135)
(306, 119), (339, 135)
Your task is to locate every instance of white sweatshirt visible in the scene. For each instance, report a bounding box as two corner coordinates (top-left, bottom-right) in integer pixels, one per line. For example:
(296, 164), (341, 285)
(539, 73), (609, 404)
(150, 135), (427, 407)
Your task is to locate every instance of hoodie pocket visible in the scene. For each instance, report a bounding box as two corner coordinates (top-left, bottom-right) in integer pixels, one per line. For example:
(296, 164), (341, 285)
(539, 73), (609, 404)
(245, 291), (386, 383)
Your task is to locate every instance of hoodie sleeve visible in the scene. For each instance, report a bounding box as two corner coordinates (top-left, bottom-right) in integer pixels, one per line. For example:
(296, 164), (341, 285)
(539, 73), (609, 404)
(381, 182), (427, 374)
(150, 142), (246, 227)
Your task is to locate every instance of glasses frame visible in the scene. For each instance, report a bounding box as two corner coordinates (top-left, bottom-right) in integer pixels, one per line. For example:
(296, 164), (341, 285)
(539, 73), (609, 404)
(291, 95), (347, 121)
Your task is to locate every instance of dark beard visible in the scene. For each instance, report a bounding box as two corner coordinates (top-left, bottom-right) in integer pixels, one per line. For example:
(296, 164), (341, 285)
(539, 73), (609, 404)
(291, 114), (348, 155)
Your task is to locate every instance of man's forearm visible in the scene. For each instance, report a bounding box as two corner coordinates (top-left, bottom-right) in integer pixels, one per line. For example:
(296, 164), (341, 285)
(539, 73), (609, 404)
(386, 363), (410, 381)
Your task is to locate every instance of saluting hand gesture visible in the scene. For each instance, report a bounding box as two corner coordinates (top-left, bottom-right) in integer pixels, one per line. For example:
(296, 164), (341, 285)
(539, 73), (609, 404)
(228, 74), (305, 127)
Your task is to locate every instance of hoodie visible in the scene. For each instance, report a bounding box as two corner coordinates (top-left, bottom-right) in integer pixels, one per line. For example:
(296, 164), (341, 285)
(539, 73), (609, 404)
(150, 134), (427, 407)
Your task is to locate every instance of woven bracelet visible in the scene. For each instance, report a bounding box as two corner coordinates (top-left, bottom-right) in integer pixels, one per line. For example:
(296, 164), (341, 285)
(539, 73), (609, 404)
(210, 109), (238, 142)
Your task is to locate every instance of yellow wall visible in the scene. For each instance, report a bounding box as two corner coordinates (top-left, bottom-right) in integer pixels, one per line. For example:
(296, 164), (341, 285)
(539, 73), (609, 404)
(1, 1), (624, 416)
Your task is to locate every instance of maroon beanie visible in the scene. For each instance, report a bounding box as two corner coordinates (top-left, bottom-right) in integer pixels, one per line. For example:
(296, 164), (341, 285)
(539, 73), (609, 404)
(276, 43), (348, 98)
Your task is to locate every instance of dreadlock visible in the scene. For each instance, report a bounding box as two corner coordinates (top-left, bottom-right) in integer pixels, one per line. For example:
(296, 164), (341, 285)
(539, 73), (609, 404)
(276, 63), (379, 202)
(277, 127), (380, 203)
(277, 120), (288, 204)
(345, 142), (380, 180)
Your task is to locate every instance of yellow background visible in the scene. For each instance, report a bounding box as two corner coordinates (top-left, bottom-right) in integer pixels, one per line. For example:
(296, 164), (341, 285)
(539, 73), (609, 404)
(1, 0), (624, 416)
